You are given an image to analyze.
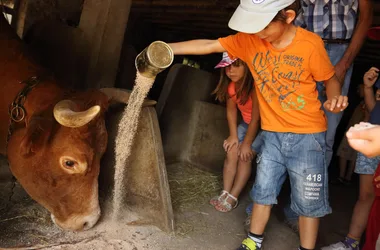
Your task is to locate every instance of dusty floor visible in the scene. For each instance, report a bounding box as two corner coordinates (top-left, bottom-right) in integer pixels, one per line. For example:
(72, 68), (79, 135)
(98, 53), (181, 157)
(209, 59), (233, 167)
(0, 157), (358, 250)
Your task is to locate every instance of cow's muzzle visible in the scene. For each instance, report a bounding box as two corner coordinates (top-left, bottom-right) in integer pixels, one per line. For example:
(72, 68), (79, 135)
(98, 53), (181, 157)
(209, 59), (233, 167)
(51, 207), (101, 231)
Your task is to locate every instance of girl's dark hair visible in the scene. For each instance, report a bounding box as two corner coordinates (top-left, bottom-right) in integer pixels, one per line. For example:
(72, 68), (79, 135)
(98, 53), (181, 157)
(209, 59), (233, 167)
(212, 59), (254, 105)
(272, 0), (301, 23)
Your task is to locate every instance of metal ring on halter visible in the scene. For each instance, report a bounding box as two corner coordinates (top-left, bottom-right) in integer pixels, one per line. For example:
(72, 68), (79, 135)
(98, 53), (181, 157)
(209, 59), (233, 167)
(10, 106), (26, 122)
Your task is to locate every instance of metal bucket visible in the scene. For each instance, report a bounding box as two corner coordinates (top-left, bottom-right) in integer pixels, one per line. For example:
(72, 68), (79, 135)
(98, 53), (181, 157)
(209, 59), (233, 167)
(135, 41), (174, 79)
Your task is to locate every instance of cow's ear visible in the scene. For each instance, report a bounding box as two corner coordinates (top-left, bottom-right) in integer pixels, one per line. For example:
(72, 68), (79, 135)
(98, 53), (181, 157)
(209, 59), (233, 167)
(20, 115), (53, 156)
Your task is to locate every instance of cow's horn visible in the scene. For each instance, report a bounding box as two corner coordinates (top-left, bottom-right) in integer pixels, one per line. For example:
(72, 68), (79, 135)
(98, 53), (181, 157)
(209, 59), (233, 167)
(100, 88), (157, 106)
(53, 100), (101, 128)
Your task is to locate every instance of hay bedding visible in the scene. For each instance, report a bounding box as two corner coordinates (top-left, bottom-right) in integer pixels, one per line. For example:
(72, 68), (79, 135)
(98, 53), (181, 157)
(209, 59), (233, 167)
(167, 163), (222, 211)
(0, 198), (65, 248)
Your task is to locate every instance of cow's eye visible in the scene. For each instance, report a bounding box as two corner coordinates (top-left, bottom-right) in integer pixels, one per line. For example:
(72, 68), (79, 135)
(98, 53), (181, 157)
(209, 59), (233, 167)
(65, 161), (75, 168)
(60, 157), (85, 174)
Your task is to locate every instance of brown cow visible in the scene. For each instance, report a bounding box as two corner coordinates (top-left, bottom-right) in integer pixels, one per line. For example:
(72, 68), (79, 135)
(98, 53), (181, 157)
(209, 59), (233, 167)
(0, 14), (148, 231)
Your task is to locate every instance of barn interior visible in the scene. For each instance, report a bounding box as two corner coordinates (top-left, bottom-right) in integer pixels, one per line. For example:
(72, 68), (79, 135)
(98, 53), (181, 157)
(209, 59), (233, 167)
(0, 0), (380, 249)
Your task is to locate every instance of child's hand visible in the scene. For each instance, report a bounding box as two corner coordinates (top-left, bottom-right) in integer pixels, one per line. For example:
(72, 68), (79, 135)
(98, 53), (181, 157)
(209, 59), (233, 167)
(323, 95), (348, 113)
(374, 175), (380, 189)
(363, 67), (379, 88)
(238, 143), (254, 162)
(346, 122), (380, 158)
(223, 136), (239, 152)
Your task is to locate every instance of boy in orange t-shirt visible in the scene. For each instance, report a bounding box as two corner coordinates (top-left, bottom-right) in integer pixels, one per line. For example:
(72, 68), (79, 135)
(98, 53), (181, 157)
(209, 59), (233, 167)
(165, 0), (348, 249)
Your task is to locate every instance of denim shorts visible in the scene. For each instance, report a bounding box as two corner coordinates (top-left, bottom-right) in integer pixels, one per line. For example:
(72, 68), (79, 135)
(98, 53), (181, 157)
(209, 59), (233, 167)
(237, 122), (263, 153)
(250, 131), (332, 218)
(355, 152), (380, 175)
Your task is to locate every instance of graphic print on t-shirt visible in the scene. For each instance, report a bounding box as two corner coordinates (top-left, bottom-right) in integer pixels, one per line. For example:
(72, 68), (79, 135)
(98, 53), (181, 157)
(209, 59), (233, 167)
(252, 51), (306, 112)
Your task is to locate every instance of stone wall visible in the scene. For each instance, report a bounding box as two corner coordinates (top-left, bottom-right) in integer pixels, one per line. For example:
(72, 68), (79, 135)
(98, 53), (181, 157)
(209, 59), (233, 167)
(157, 64), (230, 172)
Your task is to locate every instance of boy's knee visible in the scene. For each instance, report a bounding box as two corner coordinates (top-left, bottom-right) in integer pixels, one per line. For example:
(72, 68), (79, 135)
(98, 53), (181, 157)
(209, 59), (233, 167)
(291, 201), (331, 218)
(252, 182), (278, 205)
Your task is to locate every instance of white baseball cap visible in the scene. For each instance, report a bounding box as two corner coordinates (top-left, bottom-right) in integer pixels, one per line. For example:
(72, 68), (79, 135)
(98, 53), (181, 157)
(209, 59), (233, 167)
(228, 0), (296, 33)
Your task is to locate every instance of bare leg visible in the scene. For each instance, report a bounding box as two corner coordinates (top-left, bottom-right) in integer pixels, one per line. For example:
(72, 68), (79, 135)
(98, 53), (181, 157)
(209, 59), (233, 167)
(344, 160), (356, 181)
(348, 174), (375, 239)
(223, 145), (239, 193)
(339, 157), (348, 179)
(299, 216), (319, 249)
(228, 159), (252, 203)
(249, 203), (271, 234)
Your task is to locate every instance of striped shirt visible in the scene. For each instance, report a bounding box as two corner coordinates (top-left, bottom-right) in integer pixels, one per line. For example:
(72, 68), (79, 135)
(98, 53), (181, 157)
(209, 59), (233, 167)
(295, 0), (359, 40)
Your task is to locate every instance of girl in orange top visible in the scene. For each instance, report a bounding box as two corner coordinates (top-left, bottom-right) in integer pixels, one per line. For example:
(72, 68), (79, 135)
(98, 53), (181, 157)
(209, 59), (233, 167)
(209, 52), (261, 212)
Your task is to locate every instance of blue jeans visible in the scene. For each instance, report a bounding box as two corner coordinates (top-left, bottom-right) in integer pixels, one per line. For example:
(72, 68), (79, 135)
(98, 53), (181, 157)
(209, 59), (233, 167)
(283, 43), (354, 222)
(250, 131), (331, 217)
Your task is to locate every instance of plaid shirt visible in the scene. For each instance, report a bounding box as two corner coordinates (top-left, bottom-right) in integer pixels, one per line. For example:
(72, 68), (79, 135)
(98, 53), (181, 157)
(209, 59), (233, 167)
(295, 0), (359, 40)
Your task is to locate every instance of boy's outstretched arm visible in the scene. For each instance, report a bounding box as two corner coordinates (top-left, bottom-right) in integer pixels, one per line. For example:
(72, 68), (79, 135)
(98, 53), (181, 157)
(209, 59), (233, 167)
(168, 39), (226, 55)
(323, 74), (349, 113)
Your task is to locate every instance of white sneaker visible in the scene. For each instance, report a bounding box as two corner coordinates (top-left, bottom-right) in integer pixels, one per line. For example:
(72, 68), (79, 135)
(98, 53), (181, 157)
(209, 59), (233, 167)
(321, 241), (358, 250)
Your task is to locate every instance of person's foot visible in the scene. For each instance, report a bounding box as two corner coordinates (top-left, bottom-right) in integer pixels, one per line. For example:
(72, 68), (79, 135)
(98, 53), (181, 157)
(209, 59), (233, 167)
(214, 193), (238, 212)
(209, 190), (228, 206)
(236, 237), (261, 250)
(321, 237), (360, 250)
(283, 218), (299, 234)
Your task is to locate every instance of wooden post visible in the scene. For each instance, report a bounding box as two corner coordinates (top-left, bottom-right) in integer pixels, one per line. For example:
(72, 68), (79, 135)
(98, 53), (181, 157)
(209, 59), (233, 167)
(79, 0), (132, 89)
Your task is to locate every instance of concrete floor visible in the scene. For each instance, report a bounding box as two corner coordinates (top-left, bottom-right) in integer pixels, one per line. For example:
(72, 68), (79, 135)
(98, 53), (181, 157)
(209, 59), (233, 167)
(0, 157), (359, 250)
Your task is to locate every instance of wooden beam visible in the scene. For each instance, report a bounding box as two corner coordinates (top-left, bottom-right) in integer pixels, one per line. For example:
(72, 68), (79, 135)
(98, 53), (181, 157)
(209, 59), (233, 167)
(155, 26), (232, 39)
(131, 6), (234, 15)
(143, 18), (230, 28)
(156, 23), (231, 32)
(135, 13), (231, 23)
(131, 0), (238, 8)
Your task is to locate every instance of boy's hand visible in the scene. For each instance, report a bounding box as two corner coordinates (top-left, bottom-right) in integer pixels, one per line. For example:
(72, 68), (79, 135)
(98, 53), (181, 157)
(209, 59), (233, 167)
(238, 143), (254, 162)
(223, 136), (239, 153)
(346, 122), (380, 158)
(363, 67), (379, 88)
(323, 95), (348, 113)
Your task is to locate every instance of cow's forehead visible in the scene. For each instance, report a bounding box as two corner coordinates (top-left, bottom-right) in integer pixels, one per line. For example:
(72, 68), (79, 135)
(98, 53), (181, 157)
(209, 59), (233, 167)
(53, 121), (106, 151)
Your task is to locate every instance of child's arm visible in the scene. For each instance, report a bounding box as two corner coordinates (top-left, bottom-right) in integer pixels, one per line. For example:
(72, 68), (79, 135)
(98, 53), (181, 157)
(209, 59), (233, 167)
(239, 90), (260, 162)
(168, 40), (226, 55)
(323, 75), (349, 113)
(223, 96), (239, 153)
(363, 67), (379, 112)
(363, 103), (370, 122)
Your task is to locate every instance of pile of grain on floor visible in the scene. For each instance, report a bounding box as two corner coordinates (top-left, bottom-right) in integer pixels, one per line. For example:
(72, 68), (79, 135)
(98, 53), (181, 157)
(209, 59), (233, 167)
(167, 163), (222, 211)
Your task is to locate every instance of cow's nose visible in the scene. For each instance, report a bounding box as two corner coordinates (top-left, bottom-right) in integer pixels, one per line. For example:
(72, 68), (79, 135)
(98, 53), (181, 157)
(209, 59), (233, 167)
(82, 209), (101, 230)
(51, 208), (100, 231)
